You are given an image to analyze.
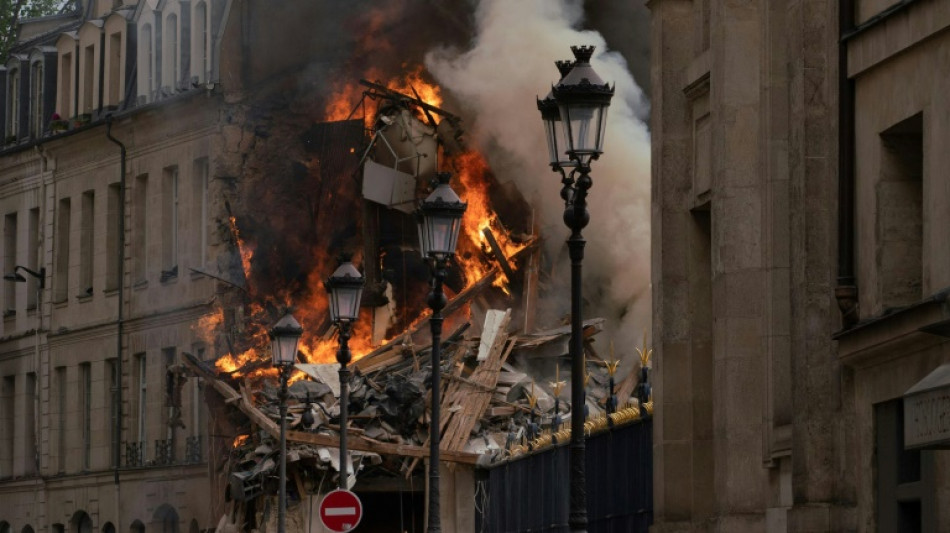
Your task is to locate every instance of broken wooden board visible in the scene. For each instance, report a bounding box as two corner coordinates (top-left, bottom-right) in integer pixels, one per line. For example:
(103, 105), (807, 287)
(441, 309), (513, 452)
(476, 309), (508, 361)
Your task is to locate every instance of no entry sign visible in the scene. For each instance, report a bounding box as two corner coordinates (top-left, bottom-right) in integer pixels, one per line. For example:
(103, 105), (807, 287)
(319, 489), (363, 532)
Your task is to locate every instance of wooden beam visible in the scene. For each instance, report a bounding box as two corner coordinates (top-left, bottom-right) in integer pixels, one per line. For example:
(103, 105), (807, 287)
(482, 227), (515, 281)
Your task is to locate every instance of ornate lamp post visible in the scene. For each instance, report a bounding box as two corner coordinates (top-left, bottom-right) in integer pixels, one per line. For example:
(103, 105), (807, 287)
(325, 258), (365, 490)
(537, 45), (614, 533)
(270, 313), (303, 533)
(416, 172), (467, 533)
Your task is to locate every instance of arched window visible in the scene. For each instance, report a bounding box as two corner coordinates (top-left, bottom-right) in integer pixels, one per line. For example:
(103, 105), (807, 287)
(1, 520), (11, 533)
(193, 2), (208, 83)
(101, 522), (115, 533)
(151, 505), (178, 533)
(128, 520), (144, 533)
(70, 511), (92, 533)
(22, 525), (35, 533)
(163, 14), (178, 90)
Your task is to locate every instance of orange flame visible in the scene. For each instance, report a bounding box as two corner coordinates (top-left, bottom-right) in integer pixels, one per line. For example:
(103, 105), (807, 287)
(324, 64), (442, 124)
(451, 151), (527, 292)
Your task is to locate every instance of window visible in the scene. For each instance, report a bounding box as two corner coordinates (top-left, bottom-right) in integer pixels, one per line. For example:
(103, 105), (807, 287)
(162, 166), (178, 279)
(106, 183), (120, 290)
(80, 190), (94, 297)
(80, 362), (91, 470)
(55, 366), (66, 472)
(134, 352), (147, 461)
(7, 67), (19, 140)
(59, 52), (72, 118)
(108, 32), (121, 106)
(82, 45), (95, 114)
(193, 158), (208, 268)
(163, 14), (178, 91)
(193, 1), (208, 83)
(27, 208), (39, 310)
(1, 375), (14, 478)
(107, 359), (118, 467)
(875, 398), (936, 531)
(162, 347), (178, 462)
(24, 372), (35, 475)
(139, 24), (153, 100)
(3, 212), (17, 315)
(30, 61), (44, 137)
(54, 198), (70, 303)
(132, 175), (147, 283)
(878, 113), (923, 311)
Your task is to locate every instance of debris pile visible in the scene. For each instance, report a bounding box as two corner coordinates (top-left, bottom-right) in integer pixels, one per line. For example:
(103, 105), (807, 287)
(184, 299), (653, 491)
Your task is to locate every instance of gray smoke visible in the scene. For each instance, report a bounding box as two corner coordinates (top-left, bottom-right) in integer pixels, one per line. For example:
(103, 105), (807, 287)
(426, 0), (651, 353)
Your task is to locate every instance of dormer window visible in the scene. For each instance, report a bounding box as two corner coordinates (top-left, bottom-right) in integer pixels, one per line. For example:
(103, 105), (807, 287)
(192, 1), (209, 84)
(137, 22), (154, 102)
(30, 60), (43, 137)
(162, 13), (178, 91)
(6, 67), (19, 140)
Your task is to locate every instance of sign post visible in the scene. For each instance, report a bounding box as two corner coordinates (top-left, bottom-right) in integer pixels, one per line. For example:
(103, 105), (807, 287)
(319, 489), (363, 532)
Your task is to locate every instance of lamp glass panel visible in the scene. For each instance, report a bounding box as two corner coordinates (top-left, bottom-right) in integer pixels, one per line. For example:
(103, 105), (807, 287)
(417, 215), (431, 256)
(271, 333), (300, 366)
(595, 105), (610, 152)
(559, 102), (598, 154)
(332, 286), (362, 322)
(423, 213), (462, 257)
(543, 119), (561, 166)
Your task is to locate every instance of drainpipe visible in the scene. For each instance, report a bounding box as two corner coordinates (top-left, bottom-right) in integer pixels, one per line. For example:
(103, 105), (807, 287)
(105, 117), (126, 487)
(835, 0), (858, 328)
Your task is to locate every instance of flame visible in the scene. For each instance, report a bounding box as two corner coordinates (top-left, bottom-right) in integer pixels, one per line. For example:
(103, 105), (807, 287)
(229, 215), (254, 282)
(451, 151), (528, 292)
(232, 435), (249, 448)
(324, 64), (442, 124)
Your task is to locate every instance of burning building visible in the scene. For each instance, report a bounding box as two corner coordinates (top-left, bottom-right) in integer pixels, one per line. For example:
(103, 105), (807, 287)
(0, 1), (653, 532)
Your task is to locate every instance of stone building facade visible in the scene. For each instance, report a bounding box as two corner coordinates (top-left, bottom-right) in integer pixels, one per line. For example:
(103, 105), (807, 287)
(650, 0), (950, 531)
(0, 1), (235, 532)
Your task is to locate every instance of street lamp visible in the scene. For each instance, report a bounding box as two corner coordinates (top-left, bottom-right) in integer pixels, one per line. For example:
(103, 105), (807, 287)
(325, 258), (364, 490)
(537, 45), (614, 533)
(270, 313), (303, 533)
(416, 172), (466, 533)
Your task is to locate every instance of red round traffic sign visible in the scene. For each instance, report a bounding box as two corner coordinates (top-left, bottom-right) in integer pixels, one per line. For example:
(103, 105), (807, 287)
(319, 489), (363, 532)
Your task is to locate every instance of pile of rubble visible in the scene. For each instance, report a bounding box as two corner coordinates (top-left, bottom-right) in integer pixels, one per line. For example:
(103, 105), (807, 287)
(183, 302), (652, 505)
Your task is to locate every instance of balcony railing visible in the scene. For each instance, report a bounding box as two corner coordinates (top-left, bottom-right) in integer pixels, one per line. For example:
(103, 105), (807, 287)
(154, 439), (175, 466)
(123, 437), (204, 468)
(125, 441), (145, 467)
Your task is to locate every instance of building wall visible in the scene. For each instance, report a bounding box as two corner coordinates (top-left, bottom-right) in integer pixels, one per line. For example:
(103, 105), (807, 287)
(0, 2), (235, 532)
(651, 0), (950, 532)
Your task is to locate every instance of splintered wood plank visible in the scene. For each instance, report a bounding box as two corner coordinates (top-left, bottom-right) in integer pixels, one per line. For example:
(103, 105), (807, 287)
(441, 309), (513, 452)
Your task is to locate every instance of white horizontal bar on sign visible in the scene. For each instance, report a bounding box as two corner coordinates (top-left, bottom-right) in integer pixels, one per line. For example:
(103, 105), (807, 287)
(325, 507), (357, 516)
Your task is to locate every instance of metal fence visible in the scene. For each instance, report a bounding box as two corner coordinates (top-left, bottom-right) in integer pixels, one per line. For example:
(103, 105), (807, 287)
(476, 419), (653, 533)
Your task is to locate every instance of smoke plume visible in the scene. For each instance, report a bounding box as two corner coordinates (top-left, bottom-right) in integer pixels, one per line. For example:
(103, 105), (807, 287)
(426, 0), (652, 352)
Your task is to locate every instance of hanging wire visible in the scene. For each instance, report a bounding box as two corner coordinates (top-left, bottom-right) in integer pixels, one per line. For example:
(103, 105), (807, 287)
(474, 479), (490, 533)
